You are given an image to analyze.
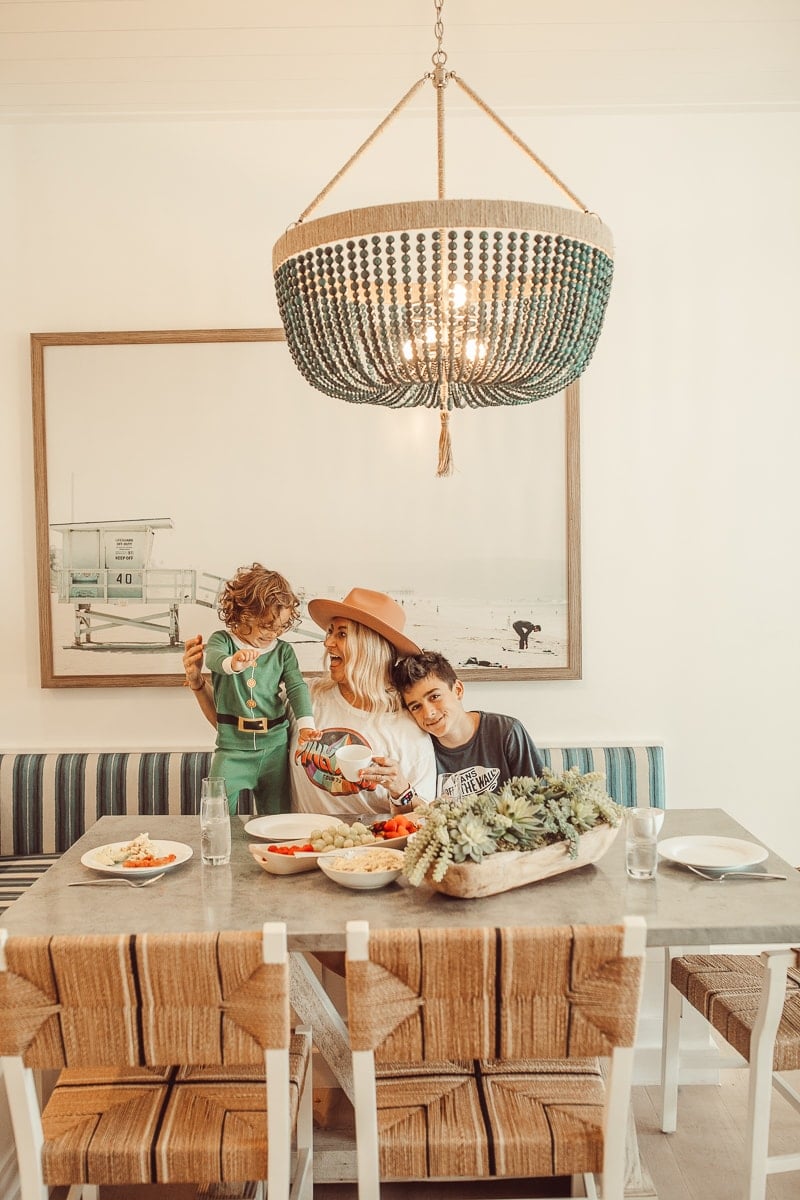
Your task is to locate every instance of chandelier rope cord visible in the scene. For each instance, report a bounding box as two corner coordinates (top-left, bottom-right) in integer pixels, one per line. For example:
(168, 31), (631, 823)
(433, 4), (450, 473)
(293, 2), (592, 231)
(293, 72), (591, 231)
(450, 74), (590, 214)
(297, 76), (428, 226)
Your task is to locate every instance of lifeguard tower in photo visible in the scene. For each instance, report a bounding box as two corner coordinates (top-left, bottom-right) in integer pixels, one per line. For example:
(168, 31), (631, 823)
(50, 518), (222, 650)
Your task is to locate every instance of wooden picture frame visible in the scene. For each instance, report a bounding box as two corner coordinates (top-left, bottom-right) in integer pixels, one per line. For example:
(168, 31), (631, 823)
(31, 328), (582, 688)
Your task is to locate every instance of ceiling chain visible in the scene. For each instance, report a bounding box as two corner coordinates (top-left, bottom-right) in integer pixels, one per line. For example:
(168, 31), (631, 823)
(432, 0), (448, 69)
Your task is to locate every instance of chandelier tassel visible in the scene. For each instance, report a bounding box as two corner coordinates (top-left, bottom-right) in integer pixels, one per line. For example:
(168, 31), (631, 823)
(436, 382), (454, 477)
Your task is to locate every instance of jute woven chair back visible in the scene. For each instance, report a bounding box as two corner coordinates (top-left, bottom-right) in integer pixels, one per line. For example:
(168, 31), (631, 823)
(0, 929), (289, 1069)
(347, 923), (643, 1062)
(345, 918), (646, 1200)
(0, 924), (313, 1200)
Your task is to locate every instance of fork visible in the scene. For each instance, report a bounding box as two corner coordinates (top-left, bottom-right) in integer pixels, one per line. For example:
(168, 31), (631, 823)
(685, 864), (787, 882)
(69, 872), (166, 889)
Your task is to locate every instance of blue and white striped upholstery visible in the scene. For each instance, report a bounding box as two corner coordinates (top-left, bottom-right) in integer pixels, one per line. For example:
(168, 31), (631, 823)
(0, 854), (61, 911)
(539, 745), (665, 811)
(0, 751), (216, 856)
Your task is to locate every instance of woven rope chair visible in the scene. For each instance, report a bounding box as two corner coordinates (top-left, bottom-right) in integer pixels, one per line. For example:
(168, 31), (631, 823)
(660, 947), (800, 1200)
(345, 917), (646, 1200)
(0, 923), (312, 1200)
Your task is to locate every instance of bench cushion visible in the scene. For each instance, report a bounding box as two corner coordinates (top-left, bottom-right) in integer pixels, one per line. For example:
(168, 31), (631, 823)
(0, 751), (214, 855)
(0, 854), (61, 915)
(540, 745), (665, 810)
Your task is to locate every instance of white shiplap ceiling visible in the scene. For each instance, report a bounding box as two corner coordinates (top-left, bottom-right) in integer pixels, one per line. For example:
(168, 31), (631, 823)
(0, 0), (798, 122)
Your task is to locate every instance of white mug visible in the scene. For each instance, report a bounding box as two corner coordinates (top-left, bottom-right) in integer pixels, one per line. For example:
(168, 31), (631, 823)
(335, 744), (374, 783)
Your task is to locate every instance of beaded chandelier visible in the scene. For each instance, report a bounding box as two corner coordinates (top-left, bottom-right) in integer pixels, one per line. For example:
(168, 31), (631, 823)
(273, 1), (614, 475)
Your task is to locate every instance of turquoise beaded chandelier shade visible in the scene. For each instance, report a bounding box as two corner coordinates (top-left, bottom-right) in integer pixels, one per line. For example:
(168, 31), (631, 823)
(271, 4), (614, 473)
(273, 199), (613, 411)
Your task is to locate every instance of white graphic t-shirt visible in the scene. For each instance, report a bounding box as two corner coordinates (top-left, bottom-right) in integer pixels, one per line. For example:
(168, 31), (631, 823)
(290, 685), (436, 817)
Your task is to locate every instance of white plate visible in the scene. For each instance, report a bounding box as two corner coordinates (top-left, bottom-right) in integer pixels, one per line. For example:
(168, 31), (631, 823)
(244, 814), (343, 841)
(80, 840), (193, 877)
(658, 835), (768, 871)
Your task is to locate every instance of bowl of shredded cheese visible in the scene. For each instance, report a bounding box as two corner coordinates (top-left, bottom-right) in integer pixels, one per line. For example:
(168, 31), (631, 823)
(317, 845), (405, 890)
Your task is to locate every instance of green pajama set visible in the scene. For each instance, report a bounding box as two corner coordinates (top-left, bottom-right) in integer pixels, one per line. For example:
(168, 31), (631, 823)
(204, 630), (313, 816)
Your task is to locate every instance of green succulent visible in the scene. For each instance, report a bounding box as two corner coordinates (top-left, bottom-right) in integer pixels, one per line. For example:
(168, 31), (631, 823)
(403, 769), (623, 887)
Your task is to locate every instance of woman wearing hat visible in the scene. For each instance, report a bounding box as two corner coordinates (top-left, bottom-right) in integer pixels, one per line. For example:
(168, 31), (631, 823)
(292, 587), (435, 817)
(183, 587), (435, 817)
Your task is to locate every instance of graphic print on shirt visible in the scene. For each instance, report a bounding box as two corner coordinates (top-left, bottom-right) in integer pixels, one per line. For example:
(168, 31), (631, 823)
(439, 764), (501, 799)
(295, 728), (375, 796)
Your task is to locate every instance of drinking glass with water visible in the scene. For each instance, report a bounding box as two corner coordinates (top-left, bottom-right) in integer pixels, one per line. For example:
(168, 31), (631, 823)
(200, 777), (232, 866)
(625, 807), (664, 880)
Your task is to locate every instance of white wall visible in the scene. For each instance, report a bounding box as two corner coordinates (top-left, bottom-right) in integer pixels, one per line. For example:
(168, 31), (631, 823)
(2, 109), (799, 859)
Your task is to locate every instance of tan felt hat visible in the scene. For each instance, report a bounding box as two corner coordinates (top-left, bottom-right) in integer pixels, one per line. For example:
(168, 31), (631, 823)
(307, 587), (421, 657)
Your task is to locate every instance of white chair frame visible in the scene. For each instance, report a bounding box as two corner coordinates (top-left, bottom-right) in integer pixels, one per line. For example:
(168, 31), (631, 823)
(660, 945), (800, 1200)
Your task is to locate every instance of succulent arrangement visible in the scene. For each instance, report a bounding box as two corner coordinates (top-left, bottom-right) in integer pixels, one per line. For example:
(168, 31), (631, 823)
(403, 768), (623, 886)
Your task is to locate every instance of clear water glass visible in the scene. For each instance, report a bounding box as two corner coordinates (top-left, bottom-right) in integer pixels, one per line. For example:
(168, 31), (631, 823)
(200, 777), (232, 866)
(625, 806), (664, 880)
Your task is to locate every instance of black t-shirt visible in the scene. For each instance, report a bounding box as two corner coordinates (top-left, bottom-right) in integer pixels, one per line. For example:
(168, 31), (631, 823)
(433, 711), (544, 798)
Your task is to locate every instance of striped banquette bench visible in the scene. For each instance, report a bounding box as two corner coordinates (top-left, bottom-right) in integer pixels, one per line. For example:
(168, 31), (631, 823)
(0, 745), (664, 914)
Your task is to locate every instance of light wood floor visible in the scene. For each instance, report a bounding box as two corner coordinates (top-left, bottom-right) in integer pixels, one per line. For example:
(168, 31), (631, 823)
(81, 1069), (800, 1199)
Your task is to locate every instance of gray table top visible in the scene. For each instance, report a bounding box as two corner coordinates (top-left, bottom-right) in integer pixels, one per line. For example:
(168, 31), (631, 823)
(3, 809), (798, 951)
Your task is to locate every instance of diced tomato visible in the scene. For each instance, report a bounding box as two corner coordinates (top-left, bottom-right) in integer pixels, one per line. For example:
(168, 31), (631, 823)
(123, 854), (177, 868)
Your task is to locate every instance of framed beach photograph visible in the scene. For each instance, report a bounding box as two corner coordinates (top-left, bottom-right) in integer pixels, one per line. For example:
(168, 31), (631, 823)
(31, 329), (581, 688)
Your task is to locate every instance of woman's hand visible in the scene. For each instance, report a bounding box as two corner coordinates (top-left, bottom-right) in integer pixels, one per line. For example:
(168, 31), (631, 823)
(360, 756), (408, 799)
(183, 634), (205, 689)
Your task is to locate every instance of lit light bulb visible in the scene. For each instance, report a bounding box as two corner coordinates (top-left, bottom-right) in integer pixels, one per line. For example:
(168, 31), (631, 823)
(450, 283), (467, 308)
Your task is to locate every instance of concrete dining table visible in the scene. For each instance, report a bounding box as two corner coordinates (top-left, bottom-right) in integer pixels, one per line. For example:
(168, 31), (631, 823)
(3, 806), (798, 946)
(2, 806), (799, 1198)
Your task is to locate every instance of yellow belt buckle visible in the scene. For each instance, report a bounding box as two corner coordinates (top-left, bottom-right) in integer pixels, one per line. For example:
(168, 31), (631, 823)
(237, 716), (269, 733)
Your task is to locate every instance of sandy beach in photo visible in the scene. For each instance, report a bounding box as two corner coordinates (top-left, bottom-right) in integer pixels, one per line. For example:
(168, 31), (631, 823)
(48, 589), (567, 677)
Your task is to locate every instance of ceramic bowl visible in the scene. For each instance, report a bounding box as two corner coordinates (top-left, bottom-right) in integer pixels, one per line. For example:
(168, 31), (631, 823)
(317, 844), (405, 890)
(248, 841), (319, 876)
(366, 815), (423, 851)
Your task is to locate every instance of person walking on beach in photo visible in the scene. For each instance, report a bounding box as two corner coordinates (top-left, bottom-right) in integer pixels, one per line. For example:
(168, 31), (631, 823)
(184, 563), (315, 815)
(391, 648), (544, 800)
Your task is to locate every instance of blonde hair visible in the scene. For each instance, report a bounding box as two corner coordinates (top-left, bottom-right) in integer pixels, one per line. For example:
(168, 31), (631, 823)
(314, 619), (401, 714)
(217, 563), (300, 633)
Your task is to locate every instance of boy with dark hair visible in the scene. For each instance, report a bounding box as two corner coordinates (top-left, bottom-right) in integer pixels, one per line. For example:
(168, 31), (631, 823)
(390, 649), (544, 801)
